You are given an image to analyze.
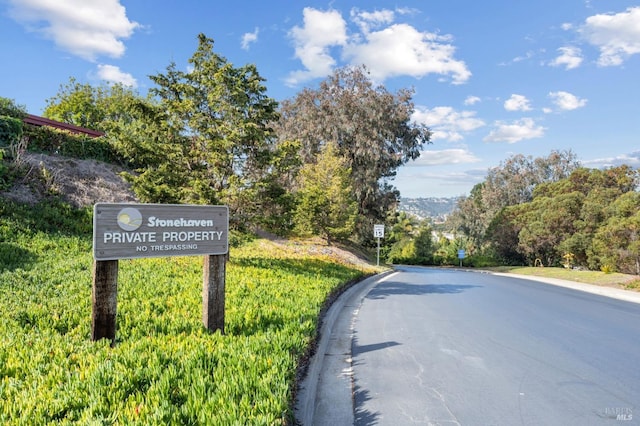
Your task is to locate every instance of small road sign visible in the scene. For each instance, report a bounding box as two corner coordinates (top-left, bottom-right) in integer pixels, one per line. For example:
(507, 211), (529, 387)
(374, 224), (385, 238)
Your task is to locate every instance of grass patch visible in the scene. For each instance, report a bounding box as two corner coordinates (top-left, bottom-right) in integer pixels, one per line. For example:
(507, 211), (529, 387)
(486, 266), (638, 290)
(0, 199), (380, 424)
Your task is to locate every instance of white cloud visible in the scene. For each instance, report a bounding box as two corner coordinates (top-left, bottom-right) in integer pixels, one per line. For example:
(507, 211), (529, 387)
(241, 27), (259, 50)
(549, 46), (583, 70)
(580, 6), (640, 66)
(561, 22), (574, 31)
(8, 0), (139, 61)
(413, 106), (485, 142)
(344, 23), (471, 84)
(96, 64), (137, 87)
(350, 8), (395, 33)
(286, 8), (348, 86)
(464, 96), (481, 106)
(548, 91), (587, 111)
(499, 49), (547, 67)
(504, 94), (532, 112)
(408, 148), (481, 166)
(287, 7), (471, 86)
(484, 118), (545, 144)
(512, 50), (535, 63)
(583, 151), (640, 168)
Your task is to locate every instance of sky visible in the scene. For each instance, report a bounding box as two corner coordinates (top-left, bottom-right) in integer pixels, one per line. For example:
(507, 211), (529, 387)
(1, 0), (639, 199)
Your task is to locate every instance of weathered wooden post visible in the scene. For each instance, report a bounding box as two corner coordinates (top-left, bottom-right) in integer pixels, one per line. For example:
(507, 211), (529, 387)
(92, 259), (119, 344)
(202, 254), (226, 333)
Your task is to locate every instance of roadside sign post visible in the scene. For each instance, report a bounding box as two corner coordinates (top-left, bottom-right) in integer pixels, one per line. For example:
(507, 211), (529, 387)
(374, 224), (385, 266)
(458, 249), (466, 267)
(92, 203), (229, 344)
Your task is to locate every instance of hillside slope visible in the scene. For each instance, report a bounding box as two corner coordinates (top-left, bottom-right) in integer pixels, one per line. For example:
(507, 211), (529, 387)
(2, 152), (137, 207)
(1, 152), (377, 270)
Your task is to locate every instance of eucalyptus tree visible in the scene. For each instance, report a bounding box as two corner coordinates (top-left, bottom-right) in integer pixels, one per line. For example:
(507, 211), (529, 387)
(276, 65), (431, 243)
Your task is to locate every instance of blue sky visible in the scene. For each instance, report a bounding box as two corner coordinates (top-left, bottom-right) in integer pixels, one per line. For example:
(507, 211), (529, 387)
(1, 0), (639, 198)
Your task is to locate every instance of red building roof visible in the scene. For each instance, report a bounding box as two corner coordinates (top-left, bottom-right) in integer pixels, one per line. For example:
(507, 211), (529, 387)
(23, 114), (104, 138)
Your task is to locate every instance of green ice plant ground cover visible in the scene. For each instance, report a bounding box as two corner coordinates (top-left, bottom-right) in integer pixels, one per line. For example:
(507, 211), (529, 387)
(0, 200), (377, 424)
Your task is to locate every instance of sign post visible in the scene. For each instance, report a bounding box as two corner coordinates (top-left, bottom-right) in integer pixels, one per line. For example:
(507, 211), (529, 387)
(91, 259), (118, 344)
(458, 249), (466, 267)
(202, 253), (226, 333)
(92, 203), (229, 343)
(374, 224), (385, 266)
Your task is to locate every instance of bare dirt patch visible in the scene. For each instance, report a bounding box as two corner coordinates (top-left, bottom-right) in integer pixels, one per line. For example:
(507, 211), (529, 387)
(2, 152), (137, 208)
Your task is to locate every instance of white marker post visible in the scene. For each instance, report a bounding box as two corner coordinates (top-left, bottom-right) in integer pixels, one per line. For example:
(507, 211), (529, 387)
(374, 224), (385, 266)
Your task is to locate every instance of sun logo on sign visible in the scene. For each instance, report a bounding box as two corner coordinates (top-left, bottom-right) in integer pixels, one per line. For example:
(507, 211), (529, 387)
(117, 207), (143, 231)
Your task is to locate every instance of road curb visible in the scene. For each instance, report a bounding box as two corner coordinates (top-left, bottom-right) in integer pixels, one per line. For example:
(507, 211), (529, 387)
(294, 270), (395, 425)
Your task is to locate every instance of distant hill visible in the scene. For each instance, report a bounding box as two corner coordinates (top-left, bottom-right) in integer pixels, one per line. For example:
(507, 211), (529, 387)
(399, 197), (460, 222)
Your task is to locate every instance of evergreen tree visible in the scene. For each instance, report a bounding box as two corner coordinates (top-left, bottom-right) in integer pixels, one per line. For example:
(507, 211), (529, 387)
(148, 34), (280, 223)
(294, 143), (357, 244)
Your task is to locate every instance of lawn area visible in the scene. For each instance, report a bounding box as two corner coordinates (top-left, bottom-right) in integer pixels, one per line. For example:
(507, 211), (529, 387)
(486, 266), (640, 291)
(0, 200), (382, 424)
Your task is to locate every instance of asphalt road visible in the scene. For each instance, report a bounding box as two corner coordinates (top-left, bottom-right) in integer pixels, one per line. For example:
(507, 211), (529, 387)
(347, 267), (640, 425)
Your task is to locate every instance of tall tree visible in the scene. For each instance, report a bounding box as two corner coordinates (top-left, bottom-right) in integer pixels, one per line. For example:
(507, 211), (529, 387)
(276, 65), (431, 242)
(147, 34), (280, 224)
(450, 150), (580, 247)
(536, 165), (640, 267)
(485, 206), (525, 265)
(514, 192), (585, 266)
(590, 192), (640, 275)
(486, 165), (639, 269)
(42, 36), (287, 230)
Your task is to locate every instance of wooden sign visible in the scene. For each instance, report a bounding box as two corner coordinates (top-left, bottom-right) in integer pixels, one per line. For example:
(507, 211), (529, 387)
(93, 203), (228, 260)
(91, 203), (229, 344)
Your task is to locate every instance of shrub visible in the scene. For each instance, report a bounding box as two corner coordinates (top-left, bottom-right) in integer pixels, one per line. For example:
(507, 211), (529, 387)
(23, 124), (121, 163)
(0, 149), (19, 191)
(600, 264), (614, 274)
(0, 115), (23, 146)
(625, 279), (640, 290)
(0, 97), (26, 119)
(466, 253), (501, 268)
(0, 149), (8, 188)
